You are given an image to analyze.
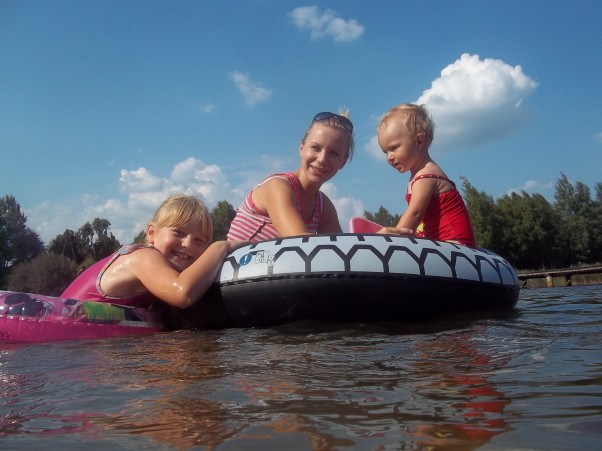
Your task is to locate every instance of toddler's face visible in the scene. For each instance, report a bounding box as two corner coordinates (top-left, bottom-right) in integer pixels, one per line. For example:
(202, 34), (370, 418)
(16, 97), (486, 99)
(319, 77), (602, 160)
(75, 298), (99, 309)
(378, 123), (421, 174)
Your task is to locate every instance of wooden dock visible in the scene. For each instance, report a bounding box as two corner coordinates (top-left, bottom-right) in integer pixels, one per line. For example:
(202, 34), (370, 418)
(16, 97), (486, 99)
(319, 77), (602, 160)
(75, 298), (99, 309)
(517, 263), (602, 287)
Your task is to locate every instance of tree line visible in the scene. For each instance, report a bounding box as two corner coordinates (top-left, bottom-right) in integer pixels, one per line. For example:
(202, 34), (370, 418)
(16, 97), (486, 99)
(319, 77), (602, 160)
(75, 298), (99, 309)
(0, 196), (237, 296)
(366, 174), (602, 270)
(1, 173), (600, 295)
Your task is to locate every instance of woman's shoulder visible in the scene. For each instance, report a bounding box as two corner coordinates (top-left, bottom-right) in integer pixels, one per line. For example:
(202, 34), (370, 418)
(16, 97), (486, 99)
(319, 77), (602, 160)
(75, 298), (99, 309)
(257, 172), (295, 185)
(255, 172), (297, 195)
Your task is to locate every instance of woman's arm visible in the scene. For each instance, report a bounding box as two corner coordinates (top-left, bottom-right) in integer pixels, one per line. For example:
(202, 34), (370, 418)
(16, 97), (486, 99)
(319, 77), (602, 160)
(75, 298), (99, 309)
(254, 178), (313, 237)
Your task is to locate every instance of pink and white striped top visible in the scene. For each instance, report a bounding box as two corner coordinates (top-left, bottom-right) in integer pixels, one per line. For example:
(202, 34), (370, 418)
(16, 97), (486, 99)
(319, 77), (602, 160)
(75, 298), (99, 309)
(227, 172), (323, 242)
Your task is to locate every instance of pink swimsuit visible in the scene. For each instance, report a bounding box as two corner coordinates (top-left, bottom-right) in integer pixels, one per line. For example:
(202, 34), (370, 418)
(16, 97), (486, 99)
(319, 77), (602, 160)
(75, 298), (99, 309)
(61, 244), (162, 307)
(406, 174), (477, 247)
(227, 172), (323, 242)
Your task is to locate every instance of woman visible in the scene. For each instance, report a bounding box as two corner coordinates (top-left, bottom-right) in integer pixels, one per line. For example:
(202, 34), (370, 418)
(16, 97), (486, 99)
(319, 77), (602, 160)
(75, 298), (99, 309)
(227, 111), (354, 242)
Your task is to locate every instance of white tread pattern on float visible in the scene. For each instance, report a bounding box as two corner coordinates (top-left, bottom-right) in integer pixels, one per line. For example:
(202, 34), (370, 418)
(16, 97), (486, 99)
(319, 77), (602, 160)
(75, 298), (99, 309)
(217, 234), (518, 287)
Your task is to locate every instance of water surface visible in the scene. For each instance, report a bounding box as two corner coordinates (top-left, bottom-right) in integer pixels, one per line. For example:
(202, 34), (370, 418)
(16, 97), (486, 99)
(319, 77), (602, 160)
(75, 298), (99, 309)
(1, 285), (601, 450)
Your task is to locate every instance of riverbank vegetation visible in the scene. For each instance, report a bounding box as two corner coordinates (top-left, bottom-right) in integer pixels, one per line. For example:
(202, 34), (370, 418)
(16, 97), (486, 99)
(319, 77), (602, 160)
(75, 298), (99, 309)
(2, 174), (600, 294)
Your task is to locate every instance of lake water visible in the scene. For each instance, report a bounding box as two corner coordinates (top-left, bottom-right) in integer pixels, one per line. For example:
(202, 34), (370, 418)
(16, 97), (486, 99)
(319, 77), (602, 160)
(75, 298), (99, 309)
(1, 285), (601, 450)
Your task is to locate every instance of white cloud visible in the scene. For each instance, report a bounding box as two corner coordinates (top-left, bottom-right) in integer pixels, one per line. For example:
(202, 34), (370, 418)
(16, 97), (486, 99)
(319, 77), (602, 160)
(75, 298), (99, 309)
(290, 6), (364, 42)
(26, 201), (82, 246)
(507, 179), (554, 196)
(366, 53), (538, 158)
(27, 158), (244, 245)
(522, 180), (540, 190)
(321, 182), (365, 232)
(417, 53), (538, 151)
(229, 71), (272, 106)
(171, 157), (231, 204)
(595, 131), (602, 143)
(365, 134), (385, 160)
(199, 102), (216, 113)
(119, 167), (167, 193)
(26, 157), (366, 244)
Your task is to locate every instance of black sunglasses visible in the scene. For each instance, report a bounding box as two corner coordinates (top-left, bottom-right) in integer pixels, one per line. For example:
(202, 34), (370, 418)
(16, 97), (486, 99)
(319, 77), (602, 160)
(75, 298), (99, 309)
(312, 112), (353, 133)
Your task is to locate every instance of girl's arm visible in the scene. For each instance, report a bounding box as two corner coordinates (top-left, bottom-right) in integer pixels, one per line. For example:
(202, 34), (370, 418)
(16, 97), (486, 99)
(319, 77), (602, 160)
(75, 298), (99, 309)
(131, 240), (249, 308)
(376, 178), (436, 236)
(376, 225), (414, 235)
(396, 178), (437, 230)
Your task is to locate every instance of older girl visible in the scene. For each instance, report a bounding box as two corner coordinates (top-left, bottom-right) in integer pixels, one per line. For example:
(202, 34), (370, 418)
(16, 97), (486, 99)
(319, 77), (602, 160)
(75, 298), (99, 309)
(62, 194), (248, 308)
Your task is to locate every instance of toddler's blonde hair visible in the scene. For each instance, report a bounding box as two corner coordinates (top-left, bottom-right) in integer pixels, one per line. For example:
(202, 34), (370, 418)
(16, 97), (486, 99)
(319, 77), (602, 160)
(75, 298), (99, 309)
(378, 104), (435, 148)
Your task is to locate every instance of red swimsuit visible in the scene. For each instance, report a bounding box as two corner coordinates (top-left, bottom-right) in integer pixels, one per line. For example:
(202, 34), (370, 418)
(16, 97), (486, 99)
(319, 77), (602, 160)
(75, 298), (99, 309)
(406, 174), (477, 247)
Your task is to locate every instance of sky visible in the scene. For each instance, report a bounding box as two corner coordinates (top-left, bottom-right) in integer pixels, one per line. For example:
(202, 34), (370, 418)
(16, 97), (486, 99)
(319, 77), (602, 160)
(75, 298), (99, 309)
(1, 0), (601, 245)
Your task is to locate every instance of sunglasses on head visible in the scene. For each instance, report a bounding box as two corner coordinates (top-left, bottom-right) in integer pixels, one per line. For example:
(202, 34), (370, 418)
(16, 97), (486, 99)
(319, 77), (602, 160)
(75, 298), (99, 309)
(312, 112), (353, 134)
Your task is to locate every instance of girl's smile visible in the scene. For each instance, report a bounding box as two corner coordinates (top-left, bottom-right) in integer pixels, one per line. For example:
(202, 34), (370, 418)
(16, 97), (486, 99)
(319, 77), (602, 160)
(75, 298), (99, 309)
(147, 223), (208, 272)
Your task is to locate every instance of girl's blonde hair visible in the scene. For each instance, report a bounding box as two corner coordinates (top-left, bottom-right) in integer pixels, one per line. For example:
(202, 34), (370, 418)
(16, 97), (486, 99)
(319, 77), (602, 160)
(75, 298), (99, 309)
(148, 194), (212, 242)
(377, 104), (435, 148)
(302, 110), (355, 162)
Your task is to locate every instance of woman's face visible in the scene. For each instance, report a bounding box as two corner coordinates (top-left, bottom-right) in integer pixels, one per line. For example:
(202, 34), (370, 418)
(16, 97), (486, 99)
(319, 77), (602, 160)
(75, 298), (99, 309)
(299, 123), (349, 184)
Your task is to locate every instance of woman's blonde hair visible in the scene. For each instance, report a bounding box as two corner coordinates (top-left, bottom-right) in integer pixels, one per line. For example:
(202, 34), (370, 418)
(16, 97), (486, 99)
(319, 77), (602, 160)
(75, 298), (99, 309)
(302, 110), (355, 162)
(377, 104), (435, 148)
(148, 194), (212, 242)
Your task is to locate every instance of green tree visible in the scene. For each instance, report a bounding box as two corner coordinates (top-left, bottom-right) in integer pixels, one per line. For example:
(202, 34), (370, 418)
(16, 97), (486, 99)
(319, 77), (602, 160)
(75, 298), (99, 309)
(529, 193), (563, 267)
(211, 201), (237, 241)
(363, 206), (400, 227)
(48, 218), (120, 268)
(495, 191), (562, 269)
(591, 182), (602, 262)
(461, 176), (502, 250)
(7, 252), (78, 296)
(133, 229), (146, 244)
(48, 229), (83, 263)
(0, 195), (45, 288)
(554, 173), (596, 264)
(89, 218), (120, 260)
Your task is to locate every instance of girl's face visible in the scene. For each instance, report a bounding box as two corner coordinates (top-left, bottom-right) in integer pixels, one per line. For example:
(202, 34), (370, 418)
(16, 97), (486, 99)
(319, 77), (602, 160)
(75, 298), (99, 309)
(378, 122), (425, 174)
(146, 221), (209, 272)
(299, 123), (349, 184)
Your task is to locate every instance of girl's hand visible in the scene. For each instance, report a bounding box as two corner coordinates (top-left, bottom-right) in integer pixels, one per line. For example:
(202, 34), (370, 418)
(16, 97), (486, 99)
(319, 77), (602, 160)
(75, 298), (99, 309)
(377, 227), (414, 236)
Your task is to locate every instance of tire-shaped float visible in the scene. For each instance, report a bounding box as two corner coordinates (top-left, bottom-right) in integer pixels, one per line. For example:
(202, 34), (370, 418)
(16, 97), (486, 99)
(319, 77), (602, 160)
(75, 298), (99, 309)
(168, 233), (520, 329)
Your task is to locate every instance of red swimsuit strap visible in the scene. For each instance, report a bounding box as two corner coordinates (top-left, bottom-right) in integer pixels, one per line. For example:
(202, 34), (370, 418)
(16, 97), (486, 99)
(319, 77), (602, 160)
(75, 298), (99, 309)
(410, 174), (455, 189)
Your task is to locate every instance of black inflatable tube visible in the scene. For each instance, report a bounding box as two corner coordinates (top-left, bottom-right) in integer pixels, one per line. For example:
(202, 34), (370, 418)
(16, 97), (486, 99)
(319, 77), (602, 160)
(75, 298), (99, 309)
(167, 273), (519, 329)
(164, 234), (520, 330)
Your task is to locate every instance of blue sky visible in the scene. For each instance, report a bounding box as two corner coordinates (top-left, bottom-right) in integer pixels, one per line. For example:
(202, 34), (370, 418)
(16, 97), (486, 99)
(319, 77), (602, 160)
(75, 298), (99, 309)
(1, 0), (601, 245)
